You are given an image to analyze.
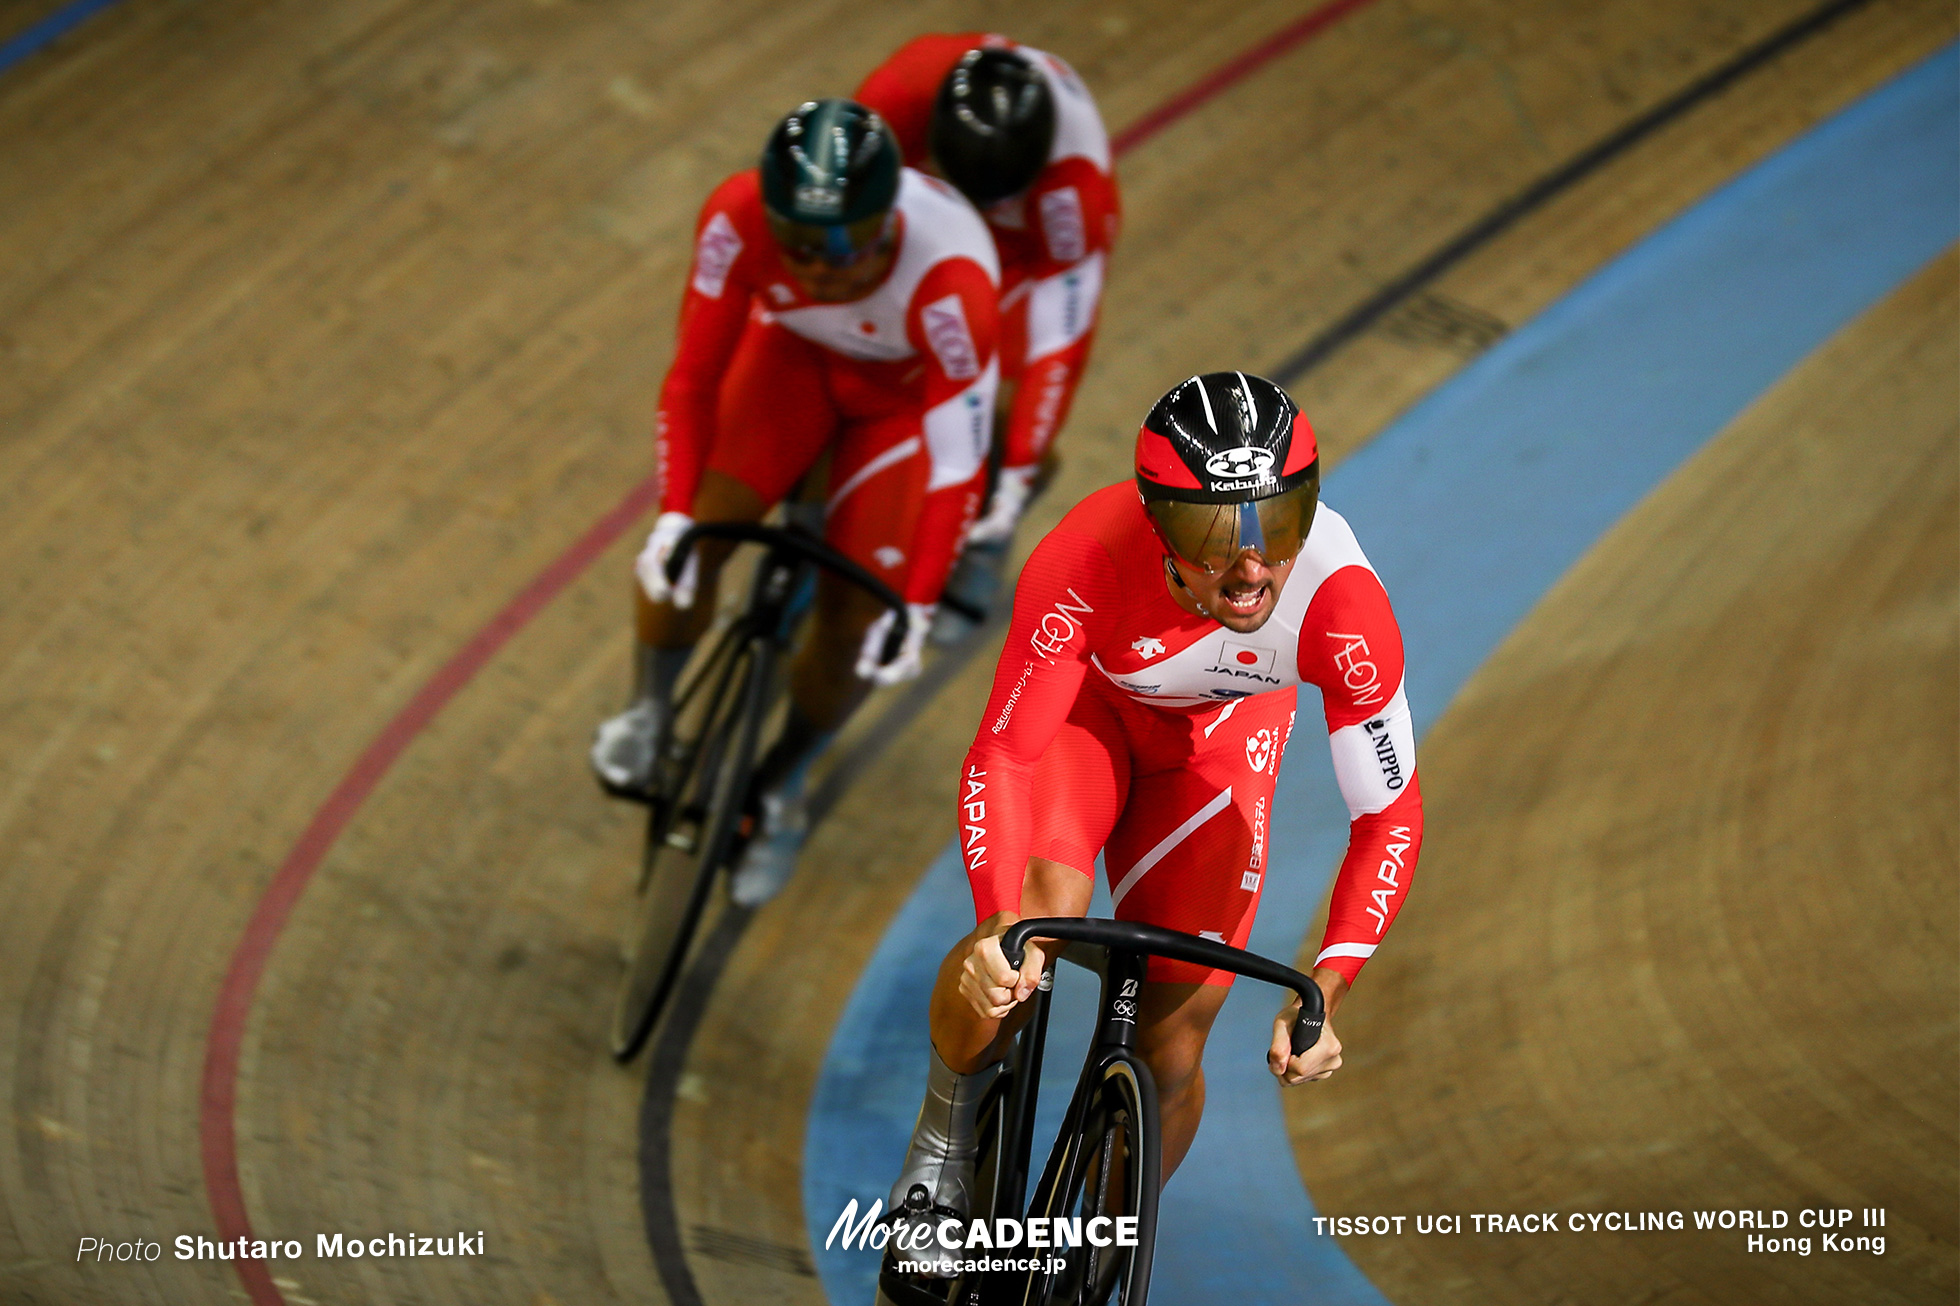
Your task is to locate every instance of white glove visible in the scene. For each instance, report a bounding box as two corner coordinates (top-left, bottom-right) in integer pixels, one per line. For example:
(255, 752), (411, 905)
(856, 603), (936, 685)
(634, 512), (698, 609)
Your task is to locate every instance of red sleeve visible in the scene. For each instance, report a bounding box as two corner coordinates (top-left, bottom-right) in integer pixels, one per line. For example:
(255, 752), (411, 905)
(1001, 158), (1120, 467)
(902, 255), (1000, 605)
(853, 32), (994, 166)
(1295, 564), (1424, 984)
(653, 173), (769, 514)
(959, 526), (1121, 919)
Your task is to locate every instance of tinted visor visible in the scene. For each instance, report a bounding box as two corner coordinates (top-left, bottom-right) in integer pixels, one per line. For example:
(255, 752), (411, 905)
(765, 210), (892, 268)
(1145, 478), (1318, 573)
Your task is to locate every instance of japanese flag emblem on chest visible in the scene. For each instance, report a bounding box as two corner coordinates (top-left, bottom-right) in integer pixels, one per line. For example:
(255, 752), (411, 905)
(1120, 628), (1291, 702)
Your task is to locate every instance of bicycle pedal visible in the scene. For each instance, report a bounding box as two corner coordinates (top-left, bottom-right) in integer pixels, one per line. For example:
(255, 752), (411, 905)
(876, 1263), (955, 1306)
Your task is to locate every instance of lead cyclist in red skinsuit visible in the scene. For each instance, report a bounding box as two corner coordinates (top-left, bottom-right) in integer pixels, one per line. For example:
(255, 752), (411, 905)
(881, 372), (1425, 1278)
(857, 35), (1119, 631)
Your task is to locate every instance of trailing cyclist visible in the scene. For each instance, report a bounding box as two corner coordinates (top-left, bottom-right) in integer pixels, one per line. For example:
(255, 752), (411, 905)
(856, 35), (1119, 632)
(591, 99), (1000, 905)
(881, 372), (1424, 1283)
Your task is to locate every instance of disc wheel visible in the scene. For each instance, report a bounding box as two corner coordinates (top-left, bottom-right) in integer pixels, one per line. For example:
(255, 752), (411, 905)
(609, 636), (770, 1061)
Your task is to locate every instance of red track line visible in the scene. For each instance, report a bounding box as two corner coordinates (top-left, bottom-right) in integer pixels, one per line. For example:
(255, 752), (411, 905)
(198, 476), (661, 1304)
(1110, 0), (1382, 154)
(196, 4), (1379, 1300)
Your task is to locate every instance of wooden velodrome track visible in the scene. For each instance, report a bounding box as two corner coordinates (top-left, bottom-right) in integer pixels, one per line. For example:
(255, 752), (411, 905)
(0, 3), (1951, 1306)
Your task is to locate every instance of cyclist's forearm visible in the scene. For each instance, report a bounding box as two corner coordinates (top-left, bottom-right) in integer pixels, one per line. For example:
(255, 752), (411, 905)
(1314, 775), (1424, 985)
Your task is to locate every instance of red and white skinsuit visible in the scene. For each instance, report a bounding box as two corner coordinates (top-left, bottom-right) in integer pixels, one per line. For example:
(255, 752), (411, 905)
(857, 34), (1119, 493)
(958, 484), (1424, 985)
(655, 167), (1000, 606)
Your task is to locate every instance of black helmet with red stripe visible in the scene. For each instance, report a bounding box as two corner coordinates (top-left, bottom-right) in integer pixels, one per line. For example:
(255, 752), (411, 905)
(1134, 372), (1320, 572)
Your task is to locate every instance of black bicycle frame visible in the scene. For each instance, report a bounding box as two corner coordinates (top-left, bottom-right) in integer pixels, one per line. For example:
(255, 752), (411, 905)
(971, 919), (1328, 1304)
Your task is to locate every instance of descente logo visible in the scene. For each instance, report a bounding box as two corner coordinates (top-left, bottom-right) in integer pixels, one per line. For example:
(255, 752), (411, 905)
(825, 1200), (1139, 1253)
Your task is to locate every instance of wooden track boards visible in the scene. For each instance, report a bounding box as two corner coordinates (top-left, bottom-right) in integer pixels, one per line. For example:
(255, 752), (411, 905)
(1297, 248), (1958, 1304)
(0, 1), (1951, 1304)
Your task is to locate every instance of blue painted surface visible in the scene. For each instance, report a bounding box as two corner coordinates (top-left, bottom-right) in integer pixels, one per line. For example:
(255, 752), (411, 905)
(0, 0), (124, 76)
(808, 45), (1959, 1306)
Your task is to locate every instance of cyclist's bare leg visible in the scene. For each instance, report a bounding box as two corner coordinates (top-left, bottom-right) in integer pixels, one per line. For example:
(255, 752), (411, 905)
(785, 570), (886, 732)
(930, 856), (1093, 1074)
(1134, 980), (1229, 1178)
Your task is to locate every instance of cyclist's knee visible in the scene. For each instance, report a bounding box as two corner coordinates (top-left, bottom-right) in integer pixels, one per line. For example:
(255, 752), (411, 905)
(1136, 983), (1227, 1093)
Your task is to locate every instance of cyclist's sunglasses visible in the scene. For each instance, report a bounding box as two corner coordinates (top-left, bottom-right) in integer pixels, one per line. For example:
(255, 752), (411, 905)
(765, 210), (893, 269)
(1145, 476), (1318, 574)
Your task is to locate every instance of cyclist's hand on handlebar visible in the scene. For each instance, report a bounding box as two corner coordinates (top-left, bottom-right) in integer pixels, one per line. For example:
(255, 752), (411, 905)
(960, 912), (1047, 1019)
(855, 602), (935, 685)
(635, 512), (699, 609)
(1270, 971), (1346, 1086)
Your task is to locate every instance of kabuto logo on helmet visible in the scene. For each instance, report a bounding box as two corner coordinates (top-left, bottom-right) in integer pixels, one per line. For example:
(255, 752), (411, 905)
(794, 185), (844, 218)
(1204, 447), (1275, 480)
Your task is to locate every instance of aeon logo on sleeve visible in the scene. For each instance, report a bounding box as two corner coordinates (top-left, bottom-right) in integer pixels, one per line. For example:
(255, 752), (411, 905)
(1203, 447), (1274, 480)
(691, 212), (744, 299)
(1039, 186), (1086, 263)
(921, 294), (981, 380)
(1327, 631), (1387, 708)
(1029, 589), (1094, 659)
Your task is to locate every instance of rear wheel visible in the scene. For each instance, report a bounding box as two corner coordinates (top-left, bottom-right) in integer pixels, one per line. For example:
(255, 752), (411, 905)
(609, 635), (772, 1061)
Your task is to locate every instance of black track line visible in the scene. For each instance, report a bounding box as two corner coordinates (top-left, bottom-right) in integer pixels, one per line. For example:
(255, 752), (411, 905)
(636, 898), (753, 1306)
(633, 0), (1874, 1297)
(1272, 0), (1877, 383)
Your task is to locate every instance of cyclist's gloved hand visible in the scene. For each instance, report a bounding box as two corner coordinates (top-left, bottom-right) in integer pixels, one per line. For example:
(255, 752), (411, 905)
(855, 602), (935, 685)
(635, 512), (698, 609)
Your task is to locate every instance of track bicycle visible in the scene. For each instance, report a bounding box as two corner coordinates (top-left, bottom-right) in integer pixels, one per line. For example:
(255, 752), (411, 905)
(609, 518), (911, 1062)
(878, 917), (1325, 1306)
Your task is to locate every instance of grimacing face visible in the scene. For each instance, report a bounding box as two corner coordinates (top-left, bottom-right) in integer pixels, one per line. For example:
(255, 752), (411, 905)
(1165, 547), (1292, 632)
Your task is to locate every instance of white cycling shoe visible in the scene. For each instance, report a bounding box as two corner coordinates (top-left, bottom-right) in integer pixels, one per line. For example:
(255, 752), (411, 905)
(589, 700), (664, 794)
(728, 789), (810, 907)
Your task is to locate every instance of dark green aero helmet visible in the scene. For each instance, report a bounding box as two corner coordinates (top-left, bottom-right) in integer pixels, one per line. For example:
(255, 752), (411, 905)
(759, 98), (902, 228)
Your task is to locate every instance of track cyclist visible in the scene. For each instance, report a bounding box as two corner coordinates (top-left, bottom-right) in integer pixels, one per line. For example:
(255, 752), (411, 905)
(880, 372), (1425, 1286)
(856, 35), (1119, 631)
(591, 99), (1000, 905)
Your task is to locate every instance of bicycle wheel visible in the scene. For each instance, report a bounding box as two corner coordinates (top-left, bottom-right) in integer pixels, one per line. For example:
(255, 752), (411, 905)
(1030, 1058), (1160, 1306)
(609, 634), (775, 1061)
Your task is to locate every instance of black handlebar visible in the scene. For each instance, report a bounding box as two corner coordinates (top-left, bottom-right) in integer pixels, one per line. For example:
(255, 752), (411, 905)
(665, 521), (912, 664)
(1001, 917), (1325, 1057)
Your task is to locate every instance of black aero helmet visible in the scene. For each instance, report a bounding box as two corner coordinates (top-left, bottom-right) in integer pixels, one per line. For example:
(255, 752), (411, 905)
(759, 99), (901, 262)
(930, 48), (1056, 205)
(1135, 373), (1320, 572)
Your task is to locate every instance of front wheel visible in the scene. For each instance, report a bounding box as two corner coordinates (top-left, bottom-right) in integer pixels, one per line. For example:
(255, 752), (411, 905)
(609, 637), (772, 1061)
(1031, 1058), (1160, 1306)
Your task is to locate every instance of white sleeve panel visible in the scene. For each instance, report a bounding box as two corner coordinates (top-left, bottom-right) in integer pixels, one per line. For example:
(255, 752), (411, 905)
(923, 356), (999, 491)
(1024, 251), (1105, 362)
(1326, 684), (1416, 819)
